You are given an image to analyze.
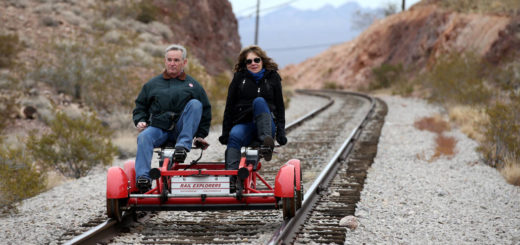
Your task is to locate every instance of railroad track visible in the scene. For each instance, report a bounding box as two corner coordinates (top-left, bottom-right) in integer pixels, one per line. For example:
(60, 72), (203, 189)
(63, 90), (386, 245)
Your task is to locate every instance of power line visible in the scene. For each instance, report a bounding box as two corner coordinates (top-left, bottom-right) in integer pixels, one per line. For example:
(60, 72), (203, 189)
(236, 0), (300, 19)
(265, 42), (345, 52)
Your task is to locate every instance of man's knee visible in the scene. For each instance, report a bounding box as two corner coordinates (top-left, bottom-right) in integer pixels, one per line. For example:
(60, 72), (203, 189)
(186, 99), (202, 111)
(137, 127), (159, 145)
(137, 132), (151, 145)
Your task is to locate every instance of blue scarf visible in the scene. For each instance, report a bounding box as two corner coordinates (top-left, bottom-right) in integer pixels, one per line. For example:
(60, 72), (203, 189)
(249, 68), (265, 83)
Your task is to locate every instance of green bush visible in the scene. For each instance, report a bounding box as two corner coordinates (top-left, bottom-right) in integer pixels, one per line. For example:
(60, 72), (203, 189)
(32, 37), (149, 113)
(99, 0), (162, 23)
(420, 52), (491, 106)
(322, 81), (339, 90)
(370, 63), (403, 90)
(479, 94), (520, 167)
(0, 34), (22, 68)
(0, 145), (47, 209)
(136, 1), (159, 23)
(26, 111), (117, 179)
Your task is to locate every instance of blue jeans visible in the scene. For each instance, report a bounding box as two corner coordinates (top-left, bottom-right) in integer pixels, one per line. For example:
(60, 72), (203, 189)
(227, 97), (275, 150)
(135, 99), (203, 180)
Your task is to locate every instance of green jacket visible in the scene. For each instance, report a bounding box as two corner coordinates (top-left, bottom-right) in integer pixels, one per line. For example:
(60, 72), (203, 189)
(132, 72), (212, 138)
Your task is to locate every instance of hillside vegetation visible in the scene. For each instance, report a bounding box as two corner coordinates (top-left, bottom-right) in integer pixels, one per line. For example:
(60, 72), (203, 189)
(0, 0), (239, 208)
(369, 0), (520, 185)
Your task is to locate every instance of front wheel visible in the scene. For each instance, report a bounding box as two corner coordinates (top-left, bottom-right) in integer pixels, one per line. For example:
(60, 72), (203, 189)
(107, 198), (123, 222)
(282, 196), (296, 220)
(282, 181), (298, 220)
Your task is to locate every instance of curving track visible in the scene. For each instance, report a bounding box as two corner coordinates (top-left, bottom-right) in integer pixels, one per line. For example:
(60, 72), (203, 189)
(64, 90), (386, 245)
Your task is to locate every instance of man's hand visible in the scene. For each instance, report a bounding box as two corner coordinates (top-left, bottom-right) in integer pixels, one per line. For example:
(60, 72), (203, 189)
(137, 122), (148, 132)
(193, 137), (209, 150)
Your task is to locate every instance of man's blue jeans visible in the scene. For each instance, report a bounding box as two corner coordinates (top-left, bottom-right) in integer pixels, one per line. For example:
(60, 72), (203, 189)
(227, 97), (275, 150)
(135, 99), (202, 180)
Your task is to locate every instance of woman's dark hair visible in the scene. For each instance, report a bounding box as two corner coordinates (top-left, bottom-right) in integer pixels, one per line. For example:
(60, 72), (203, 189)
(233, 45), (278, 72)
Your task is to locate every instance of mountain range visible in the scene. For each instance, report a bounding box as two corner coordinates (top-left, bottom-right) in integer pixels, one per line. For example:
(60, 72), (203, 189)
(237, 2), (384, 68)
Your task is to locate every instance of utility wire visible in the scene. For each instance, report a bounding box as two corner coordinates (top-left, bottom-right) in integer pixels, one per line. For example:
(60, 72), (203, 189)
(236, 0), (300, 19)
(265, 42), (345, 52)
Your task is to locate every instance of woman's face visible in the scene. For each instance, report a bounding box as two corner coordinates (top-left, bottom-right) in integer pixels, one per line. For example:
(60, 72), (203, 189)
(245, 52), (263, 74)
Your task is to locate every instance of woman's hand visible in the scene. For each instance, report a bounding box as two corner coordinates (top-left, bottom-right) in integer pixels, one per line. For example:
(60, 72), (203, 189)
(276, 127), (287, 145)
(218, 135), (229, 145)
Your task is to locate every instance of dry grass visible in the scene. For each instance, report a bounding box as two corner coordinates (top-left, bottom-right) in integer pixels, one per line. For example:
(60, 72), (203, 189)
(500, 157), (520, 186)
(112, 131), (138, 159)
(448, 105), (487, 142)
(436, 0), (520, 15)
(414, 115), (457, 160)
(433, 134), (456, 158)
(414, 115), (450, 134)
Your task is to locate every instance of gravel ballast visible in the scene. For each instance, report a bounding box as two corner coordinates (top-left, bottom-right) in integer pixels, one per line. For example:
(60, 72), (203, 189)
(0, 93), (518, 244)
(345, 95), (520, 244)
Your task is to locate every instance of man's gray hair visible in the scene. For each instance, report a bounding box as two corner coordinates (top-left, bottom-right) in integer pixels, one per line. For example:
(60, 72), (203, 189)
(165, 44), (187, 59)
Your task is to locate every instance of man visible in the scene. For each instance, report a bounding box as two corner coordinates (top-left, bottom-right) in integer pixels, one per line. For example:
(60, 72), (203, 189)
(132, 44), (211, 193)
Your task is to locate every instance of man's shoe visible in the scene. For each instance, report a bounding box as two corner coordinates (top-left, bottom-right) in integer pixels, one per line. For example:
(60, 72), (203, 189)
(174, 146), (187, 163)
(136, 176), (151, 193)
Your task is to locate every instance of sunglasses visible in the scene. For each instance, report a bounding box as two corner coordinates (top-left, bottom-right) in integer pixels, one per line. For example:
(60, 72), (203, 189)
(246, 57), (262, 64)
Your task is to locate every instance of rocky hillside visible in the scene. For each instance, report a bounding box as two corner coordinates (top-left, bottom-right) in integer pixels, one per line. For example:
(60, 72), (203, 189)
(281, 2), (519, 90)
(1, 0), (240, 76)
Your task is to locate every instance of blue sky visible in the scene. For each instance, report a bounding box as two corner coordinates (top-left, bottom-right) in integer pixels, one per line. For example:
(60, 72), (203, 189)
(229, 0), (421, 17)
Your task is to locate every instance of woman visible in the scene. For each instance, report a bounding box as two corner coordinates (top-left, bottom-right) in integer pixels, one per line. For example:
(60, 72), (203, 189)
(219, 45), (287, 170)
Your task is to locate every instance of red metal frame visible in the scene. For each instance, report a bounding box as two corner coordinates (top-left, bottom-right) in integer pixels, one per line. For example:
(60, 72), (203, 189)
(107, 156), (297, 211)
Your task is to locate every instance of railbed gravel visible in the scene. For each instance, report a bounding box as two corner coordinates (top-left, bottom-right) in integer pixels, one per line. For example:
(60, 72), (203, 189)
(345, 95), (520, 245)
(0, 93), (518, 244)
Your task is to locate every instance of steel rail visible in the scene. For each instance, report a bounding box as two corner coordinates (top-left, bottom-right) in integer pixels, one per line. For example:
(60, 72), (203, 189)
(64, 214), (128, 245)
(268, 90), (376, 245)
(65, 90), (334, 245)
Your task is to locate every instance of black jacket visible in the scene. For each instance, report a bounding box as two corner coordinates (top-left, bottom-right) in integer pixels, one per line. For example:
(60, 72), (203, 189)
(221, 69), (285, 137)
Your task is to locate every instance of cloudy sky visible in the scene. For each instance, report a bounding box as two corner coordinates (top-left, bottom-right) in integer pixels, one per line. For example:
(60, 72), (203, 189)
(229, 0), (421, 17)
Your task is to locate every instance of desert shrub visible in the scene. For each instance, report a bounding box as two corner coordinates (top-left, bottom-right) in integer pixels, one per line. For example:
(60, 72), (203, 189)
(32, 36), (151, 113)
(0, 33), (22, 68)
(322, 81), (339, 90)
(437, 0), (520, 15)
(0, 146), (47, 209)
(479, 94), (520, 167)
(421, 52), (491, 105)
(370, 63), (403, 90)
(207, 72), (231, 125)
(490, 60), (520, 92)
(135, 1), (159, 23)
(99, 0), (163, 23)
(26, 111), (117, 179)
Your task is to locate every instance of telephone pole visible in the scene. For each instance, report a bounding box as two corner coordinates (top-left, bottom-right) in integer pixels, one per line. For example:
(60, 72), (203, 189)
(402, 0), (405, 11)
(254, 0), (260, 45)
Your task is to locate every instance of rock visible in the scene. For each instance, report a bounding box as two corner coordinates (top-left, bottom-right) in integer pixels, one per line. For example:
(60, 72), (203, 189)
(21, 105), (37, 119)
(281, 4), (511, 90)
(339, 215), (359, 230)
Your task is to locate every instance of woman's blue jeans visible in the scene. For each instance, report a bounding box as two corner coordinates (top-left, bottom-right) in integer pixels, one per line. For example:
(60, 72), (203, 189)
(135, 99), (202, 180)
(227, 97), (275, 150)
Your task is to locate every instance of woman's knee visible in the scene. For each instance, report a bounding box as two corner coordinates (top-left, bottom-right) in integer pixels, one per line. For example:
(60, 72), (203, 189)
(253, 97), (267, 107)
(252, 97), (270, 113)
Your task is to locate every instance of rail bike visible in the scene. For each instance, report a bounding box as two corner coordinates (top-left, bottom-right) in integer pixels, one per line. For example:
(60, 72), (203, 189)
(106, 141), (302, 222)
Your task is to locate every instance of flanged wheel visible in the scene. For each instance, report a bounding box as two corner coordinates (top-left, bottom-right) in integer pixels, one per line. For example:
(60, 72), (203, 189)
(107, 198), (122, 222)
(295, 167), (303, 210)
(282, 177), (298, 219)
(282, 193), (296, 219)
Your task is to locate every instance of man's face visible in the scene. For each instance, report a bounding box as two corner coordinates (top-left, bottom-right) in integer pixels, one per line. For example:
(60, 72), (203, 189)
(165, 50), (186, 77)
